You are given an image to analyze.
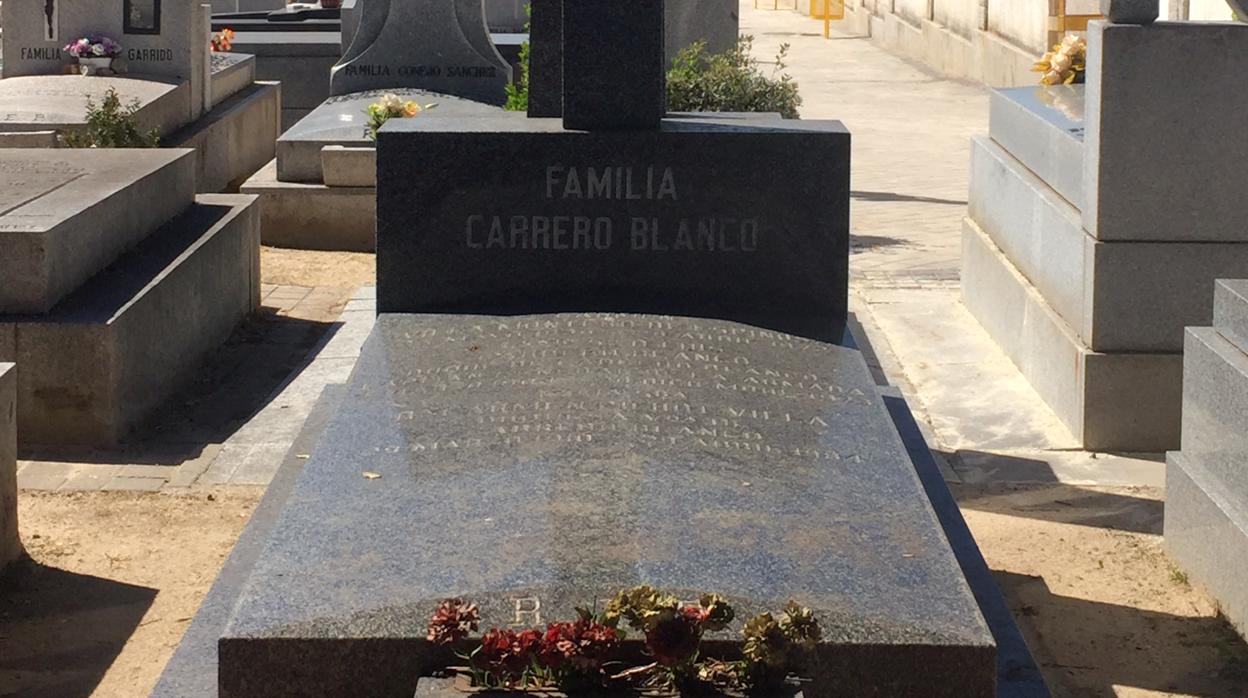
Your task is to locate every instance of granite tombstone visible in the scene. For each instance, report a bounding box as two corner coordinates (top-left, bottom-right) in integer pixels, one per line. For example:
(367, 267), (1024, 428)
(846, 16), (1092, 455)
(379, 0), (847, 341)
(2, 0), (208, 82)
(200, 1), (998, 695)
(329, 0), (511, 103)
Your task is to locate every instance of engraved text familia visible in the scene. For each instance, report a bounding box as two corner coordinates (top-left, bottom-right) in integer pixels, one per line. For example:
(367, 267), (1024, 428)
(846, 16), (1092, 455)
(465, 165), (760, 252)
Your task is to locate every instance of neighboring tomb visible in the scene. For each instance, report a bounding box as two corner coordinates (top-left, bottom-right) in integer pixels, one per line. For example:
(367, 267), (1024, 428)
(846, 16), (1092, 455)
(0, 0), (280, 191)
(1166, 279), (1248, 640)
(0, 149), (260, 446)
(961, 17), (1248, 450)
(0, 363), (18, 572)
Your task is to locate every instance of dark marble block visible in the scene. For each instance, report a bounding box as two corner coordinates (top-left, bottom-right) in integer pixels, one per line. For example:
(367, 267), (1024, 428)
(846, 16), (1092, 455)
(216, 313), (995, 698)
(375, 114), (851, 342)
(527, 0), (564, 118)
(561, 0), (666, 130)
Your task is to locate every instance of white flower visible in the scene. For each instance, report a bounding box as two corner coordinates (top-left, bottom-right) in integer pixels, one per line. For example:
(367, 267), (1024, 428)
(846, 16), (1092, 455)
(91, 44), (107, 57)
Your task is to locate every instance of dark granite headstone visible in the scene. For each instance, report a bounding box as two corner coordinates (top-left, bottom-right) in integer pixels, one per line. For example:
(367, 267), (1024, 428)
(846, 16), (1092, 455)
(217, 313), (996, 698)
(526, 0), (563, 118)
(561, 0), (666, 130)
(329, 0), (511, 103)
(376, 115), (851, 342)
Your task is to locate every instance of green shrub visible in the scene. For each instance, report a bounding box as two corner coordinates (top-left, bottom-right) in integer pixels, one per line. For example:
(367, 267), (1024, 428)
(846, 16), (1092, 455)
(63, 87), (159, 148)
(666, 36), (802, 119)
(504, 5), (532, 111)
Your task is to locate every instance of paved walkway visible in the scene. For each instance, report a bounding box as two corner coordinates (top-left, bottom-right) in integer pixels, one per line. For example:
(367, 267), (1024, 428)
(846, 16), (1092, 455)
(743, 2), (1165, 487)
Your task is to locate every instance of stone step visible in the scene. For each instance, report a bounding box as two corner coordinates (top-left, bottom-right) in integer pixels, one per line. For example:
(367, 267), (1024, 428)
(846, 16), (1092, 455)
(0, 194), (260, 447)
(969, 135), (1248, 353)
(988, 86), (1085, 210)
(1165, 451), (1248, 636)
(1214, 279), (1248, 351)
(0, 148), (197, 314)
(961, 217), (1182, 451)
(1179, 326), (1248, 494)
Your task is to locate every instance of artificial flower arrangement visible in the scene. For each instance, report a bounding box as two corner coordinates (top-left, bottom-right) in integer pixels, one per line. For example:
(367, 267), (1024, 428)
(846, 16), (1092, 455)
(63, 35), (122, 60)
(212, 28), (236, 53)
(425, 586), (822, 695)
(1033, 34), (1087, 85)
(364, 92), (436, 140)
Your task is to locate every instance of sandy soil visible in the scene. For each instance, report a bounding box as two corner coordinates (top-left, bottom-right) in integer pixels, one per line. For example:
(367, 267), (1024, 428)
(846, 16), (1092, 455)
(0, 490), (262, 698)
(260, 246), (375, 288)
(956, 483), (1248, 698)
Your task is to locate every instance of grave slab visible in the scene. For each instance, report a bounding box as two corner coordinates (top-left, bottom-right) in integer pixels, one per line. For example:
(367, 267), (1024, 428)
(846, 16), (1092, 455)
(376, 114), (851, 342)
(0, 362), (17, 571)
(0, 194), (260, 446)
(275, 89), (500, 182)
(329, 0), (511, 103)
(961, 217), (1182, 451)
(0, 75), (193, 136)
(166, 81), (281, 192)
(218, 312), (996, 698)
(987, 86), (1084, 209)
(0, 148), (196, 314)
(970, 135), (1248, 353)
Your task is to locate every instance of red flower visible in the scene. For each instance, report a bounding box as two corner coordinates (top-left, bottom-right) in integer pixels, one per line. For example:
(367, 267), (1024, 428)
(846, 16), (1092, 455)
(427, 597), (480, 645)
(644, 610), (702, 666)
(478, 628), (542, 678)
(540, 618), (620, 671)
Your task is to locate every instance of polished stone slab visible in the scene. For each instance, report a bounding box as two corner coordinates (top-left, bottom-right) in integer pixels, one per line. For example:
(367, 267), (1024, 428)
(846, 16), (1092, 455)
(0, 75), (193, 135)
(218, 313), (995, 698)
(275, 89), (501, 182)
(987, 86), (1084, 209)
(0, 148), (196, 314)
(375, 114), (851, 341)
(562, 0), (665, 130)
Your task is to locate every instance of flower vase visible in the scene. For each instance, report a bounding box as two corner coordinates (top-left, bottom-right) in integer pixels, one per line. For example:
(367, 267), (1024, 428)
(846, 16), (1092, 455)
(78, 57), (114, 76)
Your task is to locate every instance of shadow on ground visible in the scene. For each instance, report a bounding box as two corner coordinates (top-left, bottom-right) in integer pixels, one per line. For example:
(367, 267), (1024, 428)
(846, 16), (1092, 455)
(852, 189), (968, 206)
(953, 480), (1165, 536)
(0, 559), (157, 698)
(18, 309), (340, 465)
(997, 571), (1248, 698)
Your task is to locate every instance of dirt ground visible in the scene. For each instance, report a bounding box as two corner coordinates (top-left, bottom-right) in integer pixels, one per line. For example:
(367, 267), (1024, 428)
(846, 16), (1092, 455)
(0, 489), (262, 698)
(956, 482), (1248, 698)
(259, 246), (375, 289)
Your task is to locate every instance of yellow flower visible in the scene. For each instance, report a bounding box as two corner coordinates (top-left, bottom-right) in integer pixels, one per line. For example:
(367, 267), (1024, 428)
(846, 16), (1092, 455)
(403, 101), (421, 117)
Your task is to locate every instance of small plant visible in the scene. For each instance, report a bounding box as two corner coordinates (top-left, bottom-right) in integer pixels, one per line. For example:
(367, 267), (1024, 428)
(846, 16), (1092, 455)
(364, 92), (436, 140)
(211, 28), (235, 53)
(62, 87), (159, 148)
(666, 36), (802, 119)
(1033, 34), (1087, 85)
(426, 586), (822, 695)
(63, 34), (122, 59)
(504, 5), (532, 111)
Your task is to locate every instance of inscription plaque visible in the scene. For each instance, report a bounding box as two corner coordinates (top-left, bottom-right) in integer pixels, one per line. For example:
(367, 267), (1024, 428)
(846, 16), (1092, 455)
(378, 116), (851, 341)
(124, 0), (161, 34)
(217, 313), (996, 698)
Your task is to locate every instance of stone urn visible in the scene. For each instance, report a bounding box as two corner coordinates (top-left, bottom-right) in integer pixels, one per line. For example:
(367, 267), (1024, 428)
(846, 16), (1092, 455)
(77, 56), (114, 76)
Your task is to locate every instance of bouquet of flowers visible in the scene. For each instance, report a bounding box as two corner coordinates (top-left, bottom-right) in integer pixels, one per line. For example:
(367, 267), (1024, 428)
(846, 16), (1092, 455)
(64, 35), (122, 59)
(212, 28), (236, 53)
(1033, 34), (1087, 86)
(426, 586), (822, 695)
(364, 92), (436, 139)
